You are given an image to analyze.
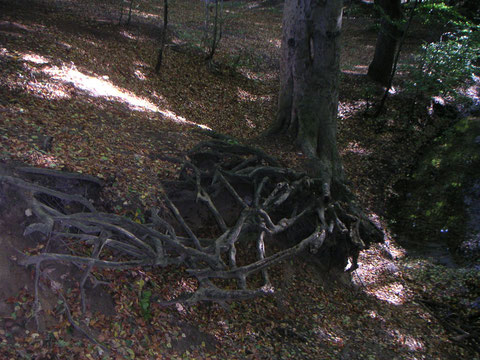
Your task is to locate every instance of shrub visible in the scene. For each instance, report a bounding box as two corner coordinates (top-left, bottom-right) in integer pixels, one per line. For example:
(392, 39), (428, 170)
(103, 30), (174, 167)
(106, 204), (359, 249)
(406, 27), (479, 100)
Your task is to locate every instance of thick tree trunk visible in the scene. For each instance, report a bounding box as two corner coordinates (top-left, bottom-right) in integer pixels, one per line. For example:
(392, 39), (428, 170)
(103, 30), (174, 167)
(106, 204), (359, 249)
(271, 0), (344, 186)
(367, 0), (403, 85)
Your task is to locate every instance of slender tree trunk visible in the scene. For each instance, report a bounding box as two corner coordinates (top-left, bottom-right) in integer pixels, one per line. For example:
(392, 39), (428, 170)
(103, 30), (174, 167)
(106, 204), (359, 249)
(271, 0), (345, 186)
(127, 0), (134, 26)
(119, 0), (125, 25)
(367, 0), (403, 85)
(155, 0), (169, 73)
(374, 0), (418, 117)
(205, 0), (224, 63)
(206, 0), (219, 61)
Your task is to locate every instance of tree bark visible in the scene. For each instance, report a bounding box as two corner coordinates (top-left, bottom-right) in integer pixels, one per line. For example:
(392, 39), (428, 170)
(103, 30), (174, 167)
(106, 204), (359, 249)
(271, 0), (345, 187)
(367, 0), (403, 85)
(155, 0), (168, 73)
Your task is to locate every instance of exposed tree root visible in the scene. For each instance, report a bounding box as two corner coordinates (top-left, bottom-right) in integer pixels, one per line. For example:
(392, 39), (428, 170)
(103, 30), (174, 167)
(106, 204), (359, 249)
(1, 140), (382, 314)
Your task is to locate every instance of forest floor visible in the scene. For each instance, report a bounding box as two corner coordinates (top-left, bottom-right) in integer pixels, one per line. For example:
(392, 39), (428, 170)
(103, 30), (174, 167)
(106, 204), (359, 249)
(0, 0), (479, 358)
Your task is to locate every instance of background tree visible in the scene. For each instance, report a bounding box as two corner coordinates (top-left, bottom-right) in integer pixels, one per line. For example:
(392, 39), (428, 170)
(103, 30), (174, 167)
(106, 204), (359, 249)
(368, 0), (404, 85)
(203, 0), (225, 65)
(155, 0), (169, 72)
(270, 0), (345, 189)
(119, 0), (136, 26)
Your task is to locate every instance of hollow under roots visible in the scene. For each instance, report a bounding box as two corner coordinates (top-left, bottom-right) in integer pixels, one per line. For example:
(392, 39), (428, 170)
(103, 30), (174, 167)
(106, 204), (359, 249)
(1, 139), (382, 308)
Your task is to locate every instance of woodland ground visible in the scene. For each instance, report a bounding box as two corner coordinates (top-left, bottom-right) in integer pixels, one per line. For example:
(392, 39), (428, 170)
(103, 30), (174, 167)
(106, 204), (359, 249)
(0, 0), (479, 359)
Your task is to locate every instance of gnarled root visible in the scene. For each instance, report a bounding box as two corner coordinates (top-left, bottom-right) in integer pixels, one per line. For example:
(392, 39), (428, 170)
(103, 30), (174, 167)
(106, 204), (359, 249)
(2, 140), (382, 311)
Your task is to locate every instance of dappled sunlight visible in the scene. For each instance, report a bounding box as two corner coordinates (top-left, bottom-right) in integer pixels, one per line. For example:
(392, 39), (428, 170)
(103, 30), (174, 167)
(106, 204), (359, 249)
(238, 68), (278, 82)
(165, 277), (198, 305)
(40, 63), (210, 129)
(21, 53), (49, 64)
(0, 50), (69, 100)
(134, 69), (147, 81)
(237, 87), (273, 103)
(150, 90), (165, 102)
(119, 30), (137, 40)
(343, 141), (372, 156)
(25, 79), (71, 100)
(26, 150), (61, 169)
(268, 39), (281, 48)
(342, 64), (369, 75)
(134, 60), (149, 67)
(57, 41), (73, 50)
(0, 20), (40, 33)
(371, 282), (408, 305)
(244, 115), (257, 129)
(136, 11), (160, 21)
(366, 310), (425, 351)
(1, 46), (211, 129)
(388, 329), (425, 351)
(338, 100), (367, 119)
(312, 326), (345, 348)
(84, 39), (99, 47)
(461, 74), (480, 104)
(352, 227), (411, 306)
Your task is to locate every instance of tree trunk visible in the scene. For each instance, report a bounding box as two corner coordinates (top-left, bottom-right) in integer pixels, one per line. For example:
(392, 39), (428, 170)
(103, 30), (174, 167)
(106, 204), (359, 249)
(271, 0), (344, 187)
(155, 0), (168, 73)
(367, 0), (403, 85)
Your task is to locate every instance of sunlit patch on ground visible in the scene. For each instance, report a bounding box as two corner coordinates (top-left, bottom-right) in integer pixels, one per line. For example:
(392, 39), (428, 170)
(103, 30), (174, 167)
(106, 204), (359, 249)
(353, 233), (412, 306)
(268, 38), (281, 48)
(43, 64), (159, 110)
(338, 100), (367, 118)
(388, 329), (425, 351)
(119, 30), (137, 40)
(237, 87), (273, 103)
(371, 282), (408, 305)
(25, 79), (71, 100)
(366, 309), (385, 322)
(28, 152), (60, 168)
(136, 11), (161, 21)
(342, 64), (369, 75)
(21, 53), (49, 64)
(40, 63), (210, 128)
(244, 115), (256, 128)
(134, 69), (146, 80)
(343, 141), (372, 156)
(312, 326), (345, 347)
(0, 20), (40, 33)
(238, 68), (277, 82)
(164, 277), (198, 302)
(237, 87), (255, 102)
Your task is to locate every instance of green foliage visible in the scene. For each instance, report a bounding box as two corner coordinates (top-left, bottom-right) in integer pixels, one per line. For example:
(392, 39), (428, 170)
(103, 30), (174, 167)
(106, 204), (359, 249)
(405, 28), (479, 99)
(139, 289), (152, 321)
(367, 22), (381, 33)
(137, 279), (152, 321)
(344, 2), (376, 19)
(402, 1), (480, 101)
(415, 1), (468, 28)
